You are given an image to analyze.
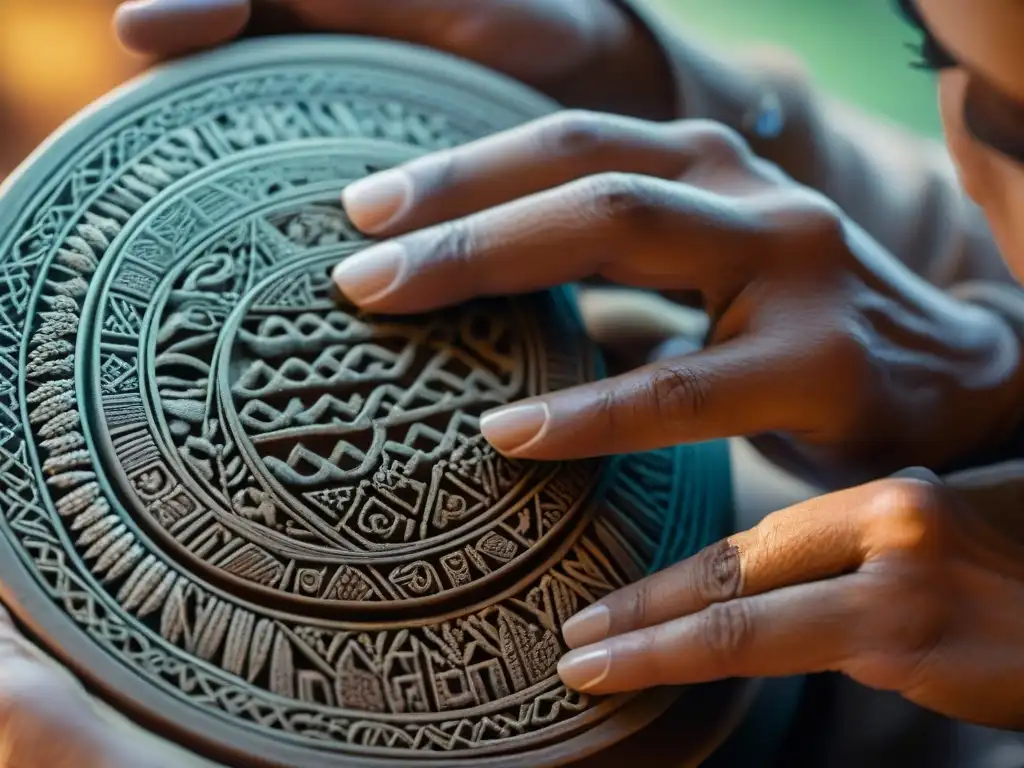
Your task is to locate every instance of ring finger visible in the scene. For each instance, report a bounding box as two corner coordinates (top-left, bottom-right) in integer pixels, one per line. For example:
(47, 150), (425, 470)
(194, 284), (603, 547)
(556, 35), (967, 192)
(561, 482), (888, 649)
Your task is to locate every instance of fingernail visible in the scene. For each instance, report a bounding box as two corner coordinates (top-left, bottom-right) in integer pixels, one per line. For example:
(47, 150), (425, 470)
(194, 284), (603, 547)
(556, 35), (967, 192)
(558, 647), (611, 692)
(118, 0), (229, 17)
(115, 0), (249, 53)
(891, 467), (943, 485)
(479, 402), (549, 456)
(117, 0), (161, 10)
(332, 242), (406, 306)
(562, 604), (611, 648)
(342, 170), (413, 234)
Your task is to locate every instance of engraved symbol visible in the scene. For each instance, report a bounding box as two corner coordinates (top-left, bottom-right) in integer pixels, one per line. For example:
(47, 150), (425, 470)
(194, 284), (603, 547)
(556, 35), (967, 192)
(356, 499), (412, 541)
(232, 487), (278, 526)
(433, 491), (469, 529)
(498, 609), (561, 690)
(337, 643), (386, 712)
(132, 466), (170, 500)
(296, 568), (324, 595)
(440, 551), (471, 588)
(150, 489), (198, 527)
(323, 566), (374, 601)
(389, 561), (438, 596)
(477, 532), (518, 563)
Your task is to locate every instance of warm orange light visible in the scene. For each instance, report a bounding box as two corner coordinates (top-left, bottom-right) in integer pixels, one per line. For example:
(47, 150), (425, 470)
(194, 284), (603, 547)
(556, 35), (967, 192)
(0, 0), (140, 175)
(1, 2), (127, 123)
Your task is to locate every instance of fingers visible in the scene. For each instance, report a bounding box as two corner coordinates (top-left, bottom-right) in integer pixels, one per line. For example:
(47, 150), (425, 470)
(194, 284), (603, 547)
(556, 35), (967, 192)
(476, 334), (814, 459)
(562, 487), (876, 648)
(342, 113), (713, 236)
(556, 477), (961, 694)
(557, 577), (862, 693)
(115, 0), (251, 57)
(333, 172), (763, 313)
(113, 0), (549, 63)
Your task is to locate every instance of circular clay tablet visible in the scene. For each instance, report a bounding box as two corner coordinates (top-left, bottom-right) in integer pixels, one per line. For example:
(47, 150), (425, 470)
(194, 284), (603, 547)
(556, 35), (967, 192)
(0, 36), (738, 768)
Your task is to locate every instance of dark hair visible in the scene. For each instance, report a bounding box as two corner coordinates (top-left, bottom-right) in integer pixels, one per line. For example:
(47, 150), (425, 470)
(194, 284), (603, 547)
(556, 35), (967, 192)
(894, 0), (957, 70)
(894, 0), (925, 30)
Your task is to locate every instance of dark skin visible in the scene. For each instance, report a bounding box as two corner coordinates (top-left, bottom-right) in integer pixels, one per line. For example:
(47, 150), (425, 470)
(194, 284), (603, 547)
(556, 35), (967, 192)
(0, 1), (1022, 763)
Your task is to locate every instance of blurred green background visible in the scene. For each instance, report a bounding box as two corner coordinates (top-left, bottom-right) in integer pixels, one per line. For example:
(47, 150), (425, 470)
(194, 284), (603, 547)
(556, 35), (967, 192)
(656, 0), (943, 137)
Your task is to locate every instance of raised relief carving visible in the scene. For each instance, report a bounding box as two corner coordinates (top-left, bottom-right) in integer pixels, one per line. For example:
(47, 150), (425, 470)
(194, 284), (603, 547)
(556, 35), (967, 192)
(0, 36), (712, 768)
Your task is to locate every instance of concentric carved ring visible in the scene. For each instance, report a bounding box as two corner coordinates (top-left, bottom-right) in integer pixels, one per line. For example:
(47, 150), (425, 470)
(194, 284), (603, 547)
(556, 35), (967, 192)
(0, 37), (722, 768)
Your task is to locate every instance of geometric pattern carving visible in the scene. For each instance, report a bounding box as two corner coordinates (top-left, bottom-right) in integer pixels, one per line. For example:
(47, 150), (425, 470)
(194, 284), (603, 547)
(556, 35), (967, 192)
(0, 37), (724, 768)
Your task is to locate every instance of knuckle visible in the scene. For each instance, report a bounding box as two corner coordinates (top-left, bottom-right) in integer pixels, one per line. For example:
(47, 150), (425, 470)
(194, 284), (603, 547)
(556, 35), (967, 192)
(847, 550), (952, 688)
(621, 581), (653, 630)
(700, 601), (755, 663)
(680, 120), (750, 164)
(865, 479), (950, 556)
(432, 220), (479, 268)
(792, 196), (847, 249)
(423, 221), (484, 293)
(535, 110), (612, 160)
(645, 364), (713, 422)
(580, 172), (663, 229)
(588, 383), (622, 434)
(693, 541), (743, 604)
(762, 192), (848, 258)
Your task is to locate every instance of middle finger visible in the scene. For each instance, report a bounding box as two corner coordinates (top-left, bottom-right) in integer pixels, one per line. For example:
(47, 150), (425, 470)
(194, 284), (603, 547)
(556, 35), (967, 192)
(332, 172), (765, 313)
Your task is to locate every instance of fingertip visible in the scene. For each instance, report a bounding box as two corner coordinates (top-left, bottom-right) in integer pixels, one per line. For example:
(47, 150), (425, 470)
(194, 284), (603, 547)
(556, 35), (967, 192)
(889, 466), (943, 485)
(562, 604), (611, 649)
(479, 402), (550, 457)
(557, 647), (612, 693)
(342, 170), (414, 235)
(114, 0), (250, 57)
(331, 242), (407, 308)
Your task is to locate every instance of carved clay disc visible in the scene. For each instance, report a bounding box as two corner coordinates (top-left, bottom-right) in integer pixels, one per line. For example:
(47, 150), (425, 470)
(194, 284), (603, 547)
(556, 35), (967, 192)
(0, 37), (737, 767)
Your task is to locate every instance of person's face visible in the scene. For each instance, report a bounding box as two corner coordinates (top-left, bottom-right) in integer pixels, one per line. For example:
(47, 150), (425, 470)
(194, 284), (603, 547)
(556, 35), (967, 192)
(914, 0), (1024, 277)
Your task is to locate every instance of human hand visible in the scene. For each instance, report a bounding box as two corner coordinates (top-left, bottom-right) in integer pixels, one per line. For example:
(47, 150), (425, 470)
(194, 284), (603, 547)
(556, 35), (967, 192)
(0, 606), (155, 767)
(329, 110), (1023, 484)
(555, 470), (1024, 730)
(113, 0), (674, 120)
